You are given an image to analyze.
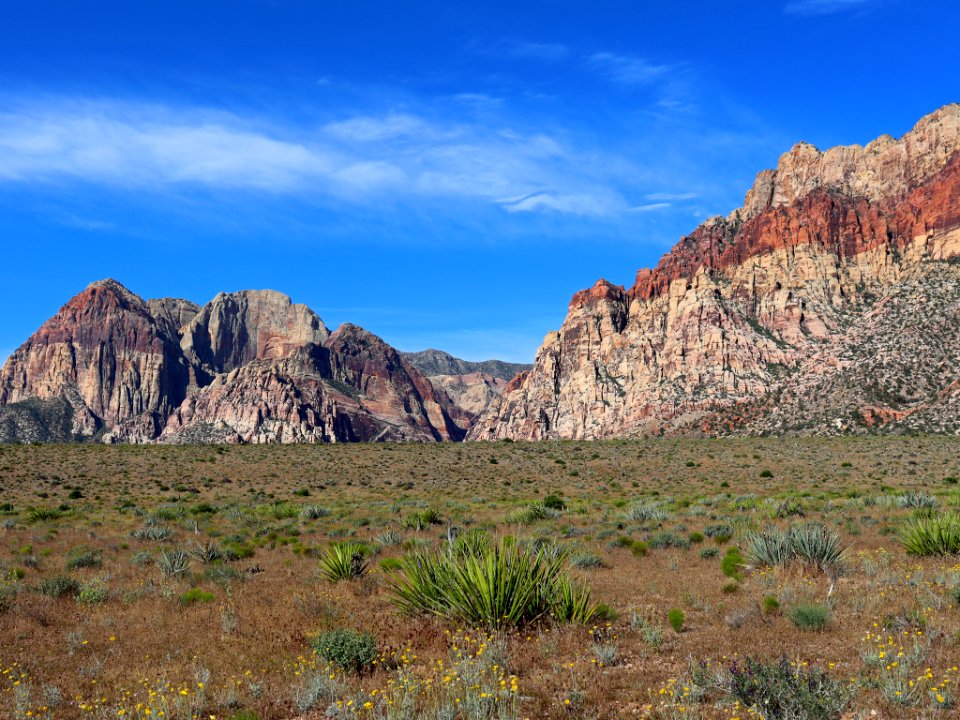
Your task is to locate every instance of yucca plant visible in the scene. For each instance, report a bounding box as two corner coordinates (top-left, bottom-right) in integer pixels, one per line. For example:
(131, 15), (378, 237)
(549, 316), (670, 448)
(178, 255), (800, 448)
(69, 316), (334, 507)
(388, 539), (597, 627)
(132, 525), (174, 542)
(299, 505), (331, 521)
(788, 522), (845, 571)
(26, 507), (63, 524)
(623, 502), (667, 523)
(899, 514), (960, 556)
(157, 549), (191, 577)
(319, 542), (369, 582)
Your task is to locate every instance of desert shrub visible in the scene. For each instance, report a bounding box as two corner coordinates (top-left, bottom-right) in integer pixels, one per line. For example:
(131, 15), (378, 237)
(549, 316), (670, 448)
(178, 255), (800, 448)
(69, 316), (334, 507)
(388, 540), (597, 627)
(39, 576), (80, 598)
(688, 531), (704, 544)
(509, 503), (560, 525)
(543, 493), (567, 511)
(224, 542), (255, 560)
(189, 540), (223, 564)
(704, 523), (733, 538)
(299, 505), (331, 521)
(898, 514), (960, 556)
(648, 532), (689, 549)
(404, 508), (442, 530)
(77, 578), (108, 604)
(896, 492), (938, 509)
(569, 552), (604, 569)
(311, 629), (377, 674)
(763, 595), (781, 613)
(319, 542), (369, 582)
(26, 507), (62, 524)
(630, 540), (649, 557)
(151, 506), (183, 521)
(745, 522), (845, 571)
(667, 608), (685, 633)
(180, 588), (215, 604)
(699, 547), (719, 559)
(379, 557), (403, 572)
(623, 502), (667, 523)
(261, 502), (299, 520)
(789, 603), (830, 630)
(190, 502), (217, 515)
(721, 547), (745, 581)
(373, 530), (403, 547)
(728, 657), (849, 719)
(65, 547), (102, 570)
(132, 525), (173, 542)
(157, 549), (191, 577)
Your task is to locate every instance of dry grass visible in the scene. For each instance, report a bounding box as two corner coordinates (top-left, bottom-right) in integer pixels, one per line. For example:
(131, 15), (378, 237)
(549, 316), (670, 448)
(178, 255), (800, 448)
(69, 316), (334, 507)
(0, 438), (958, 719)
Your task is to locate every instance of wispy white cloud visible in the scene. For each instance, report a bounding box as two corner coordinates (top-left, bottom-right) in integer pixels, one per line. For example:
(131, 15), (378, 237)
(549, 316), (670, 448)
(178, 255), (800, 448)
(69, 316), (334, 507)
(628, 202), (672, 213)
(588, 52), (673, 86)
(645, 192), (697, 201)
(0, 98), (634, 216)
(784, 0), (882, 16)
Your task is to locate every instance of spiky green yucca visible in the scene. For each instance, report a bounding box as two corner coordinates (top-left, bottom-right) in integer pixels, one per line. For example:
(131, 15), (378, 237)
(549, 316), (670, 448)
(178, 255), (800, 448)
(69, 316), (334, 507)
(388, 540), (597, 627)
(319, 542), (369, 582)
(899, 514), (960, 556)
(744, 522), (845, 571)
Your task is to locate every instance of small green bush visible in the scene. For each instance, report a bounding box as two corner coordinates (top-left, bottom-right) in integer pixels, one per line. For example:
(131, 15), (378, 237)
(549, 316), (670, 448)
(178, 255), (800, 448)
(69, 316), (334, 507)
(763, 596), (781, 613)
(630, 540), (649, 557)
(667, 608), (685, 633)
(789, 603), (830, 630)
(312, 629), (377, 674)
(78, 579), (108, 604)
(543, 494), (567, 511)
(180, 588), (215, 604)
(689, 532), (704, 544)
(728, 657), (849, 719)
(66, 547), (102, 570)
(721, 547), (745, 581)
(379, 557), (403, 572)
(699, 547), (719, 559)
(39, 575), (80, 598)
(26, 507), (63, 524)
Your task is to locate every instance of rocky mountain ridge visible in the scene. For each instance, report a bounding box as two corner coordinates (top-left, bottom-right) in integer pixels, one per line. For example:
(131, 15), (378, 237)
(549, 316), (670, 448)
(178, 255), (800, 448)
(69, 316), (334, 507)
(470, 103), (960, 439)
(0, 282), (497, 443)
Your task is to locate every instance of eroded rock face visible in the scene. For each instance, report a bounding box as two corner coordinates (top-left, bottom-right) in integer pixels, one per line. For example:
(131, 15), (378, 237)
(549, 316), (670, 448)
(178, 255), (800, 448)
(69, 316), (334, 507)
(471, 104), (960, 440)
(180, 290), (330, 375)
(161, 328), (467, 444)
(0, 279), (190, 438)
(0, 282), (474, 444)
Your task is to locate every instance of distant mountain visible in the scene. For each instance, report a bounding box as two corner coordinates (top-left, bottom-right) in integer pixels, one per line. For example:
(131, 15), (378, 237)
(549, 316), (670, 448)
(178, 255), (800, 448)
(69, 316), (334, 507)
(402, 349), (530, 382)
(0, 281), (489, 444)
(471, 103), (960, 439)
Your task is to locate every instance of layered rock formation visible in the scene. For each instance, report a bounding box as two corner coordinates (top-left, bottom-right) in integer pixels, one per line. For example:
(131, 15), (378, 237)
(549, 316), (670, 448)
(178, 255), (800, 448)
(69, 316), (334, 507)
(471, 104), (960, 439)
(402, 349), (532, 423)
(0, 283), (475, 443)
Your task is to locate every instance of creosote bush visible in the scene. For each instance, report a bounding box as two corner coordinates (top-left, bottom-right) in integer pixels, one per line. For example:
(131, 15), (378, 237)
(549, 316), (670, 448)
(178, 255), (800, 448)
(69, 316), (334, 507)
(311, 629), (377, 674)
(728, 657), (849, 719)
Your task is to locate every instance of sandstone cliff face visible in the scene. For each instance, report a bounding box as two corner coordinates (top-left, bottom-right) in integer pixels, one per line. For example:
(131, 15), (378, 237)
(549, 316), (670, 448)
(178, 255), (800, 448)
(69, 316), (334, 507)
(180, 290), (330, 375)
(471, 104), (960, 440)
(0, 282), (476, 444)
(0, 279), (190, 439)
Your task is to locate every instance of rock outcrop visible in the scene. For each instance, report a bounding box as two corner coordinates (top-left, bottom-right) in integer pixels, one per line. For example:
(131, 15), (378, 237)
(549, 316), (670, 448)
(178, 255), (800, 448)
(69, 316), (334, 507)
(470, 103), (960, 439)
(0, 284), (487, 443)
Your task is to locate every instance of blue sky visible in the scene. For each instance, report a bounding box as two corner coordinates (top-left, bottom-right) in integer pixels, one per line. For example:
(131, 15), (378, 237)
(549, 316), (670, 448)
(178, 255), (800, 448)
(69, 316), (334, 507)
(1, 0), (957, 363)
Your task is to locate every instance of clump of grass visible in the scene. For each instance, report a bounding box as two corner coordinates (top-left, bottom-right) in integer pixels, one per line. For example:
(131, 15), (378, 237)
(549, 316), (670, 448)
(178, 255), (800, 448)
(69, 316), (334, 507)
(319, 542), (369, 582)
(404, 508), (442, 530)
(623, 502), (667, 523)
(789, 603), (830, 630)
(180, 588), (215, 604)
(728, 656), (849, 719)
(569, 552), (604, 569)
(763, 595), (781, 613)
(388, 539), (597, 627)
(311, 629), (377, 674)
(699, 547), (719, 559)
(630, 540), (649, 557)
(898, 514), (960, 556)
(299, 505), (331, 521)
(26, 507), (63, 524)
(721, 546), (745, 581)
(509, 503), (561, 524)
(667, 608), (685, 633)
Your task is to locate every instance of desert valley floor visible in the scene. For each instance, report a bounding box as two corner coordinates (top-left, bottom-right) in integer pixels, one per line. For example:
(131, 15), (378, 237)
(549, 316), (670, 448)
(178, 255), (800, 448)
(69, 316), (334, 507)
(1, 438), (959, 719)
